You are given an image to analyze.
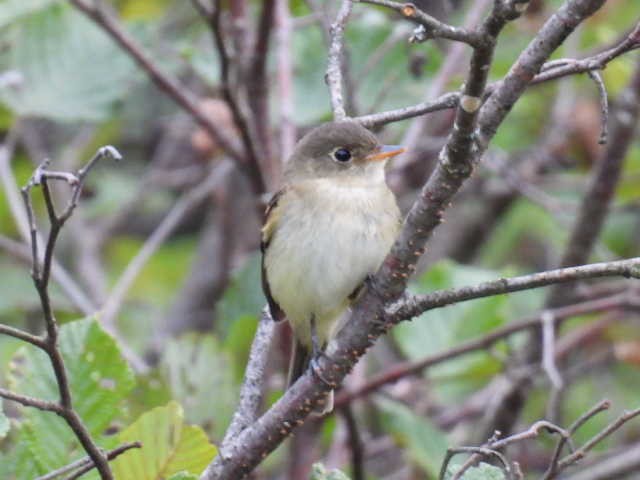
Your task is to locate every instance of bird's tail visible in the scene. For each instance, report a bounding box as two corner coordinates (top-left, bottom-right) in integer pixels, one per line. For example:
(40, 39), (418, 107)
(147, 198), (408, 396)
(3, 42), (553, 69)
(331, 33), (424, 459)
(287, 339), (334, 415)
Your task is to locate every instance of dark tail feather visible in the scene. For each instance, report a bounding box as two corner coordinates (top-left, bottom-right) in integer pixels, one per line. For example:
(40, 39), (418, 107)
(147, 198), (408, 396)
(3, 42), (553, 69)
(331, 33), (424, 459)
(287, 340), (310, 388)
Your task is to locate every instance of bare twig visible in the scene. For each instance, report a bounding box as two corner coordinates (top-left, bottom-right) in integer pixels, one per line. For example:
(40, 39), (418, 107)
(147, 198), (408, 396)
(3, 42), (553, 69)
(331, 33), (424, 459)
(0, 324), (46, 349)
(390, 258), (640, 321)
(14, 147), (122, 480)
(544, 400), (612, 480)
(275, 0), (297, 161)
(35, 442), (141, 480)
(541, 311), (563, 390)
(335, 292), (629, 407)
(558, 407), (640, 471)
(0, 388), (63, 414)
(0, 132), (95, 314)
(562, 443), (640, 480)
(354, 20), (640, 129)
(588, 70), (609, 144)
(326, 0), (354, 120)
(361, 0), (484, 47)
(203, 308), (275, 477)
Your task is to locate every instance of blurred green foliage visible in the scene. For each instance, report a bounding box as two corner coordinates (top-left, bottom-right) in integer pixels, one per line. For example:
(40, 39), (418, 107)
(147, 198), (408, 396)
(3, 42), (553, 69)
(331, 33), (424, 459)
(0, 0), (639, 479)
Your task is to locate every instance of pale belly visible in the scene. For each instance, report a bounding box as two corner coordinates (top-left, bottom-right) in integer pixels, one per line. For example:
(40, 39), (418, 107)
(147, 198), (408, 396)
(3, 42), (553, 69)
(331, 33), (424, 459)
(264, 181), (400, 347)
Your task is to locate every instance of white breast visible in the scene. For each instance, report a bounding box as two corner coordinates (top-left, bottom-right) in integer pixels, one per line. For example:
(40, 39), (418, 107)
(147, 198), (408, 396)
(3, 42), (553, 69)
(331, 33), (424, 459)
(264, 178), (400, 346)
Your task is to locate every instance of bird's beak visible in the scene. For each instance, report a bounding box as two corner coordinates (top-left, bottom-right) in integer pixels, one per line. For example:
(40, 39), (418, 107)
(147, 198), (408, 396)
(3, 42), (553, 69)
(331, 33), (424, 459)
(365, 145), (406, 162)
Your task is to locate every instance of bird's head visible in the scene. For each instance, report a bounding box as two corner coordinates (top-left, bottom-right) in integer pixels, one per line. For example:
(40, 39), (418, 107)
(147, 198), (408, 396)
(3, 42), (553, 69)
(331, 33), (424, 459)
(285, 121), (405, 182)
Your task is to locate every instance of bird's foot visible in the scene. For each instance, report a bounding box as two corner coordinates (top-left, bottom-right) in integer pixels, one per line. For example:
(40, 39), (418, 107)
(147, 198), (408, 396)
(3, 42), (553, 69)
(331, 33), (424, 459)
(309, 315), (334, 388)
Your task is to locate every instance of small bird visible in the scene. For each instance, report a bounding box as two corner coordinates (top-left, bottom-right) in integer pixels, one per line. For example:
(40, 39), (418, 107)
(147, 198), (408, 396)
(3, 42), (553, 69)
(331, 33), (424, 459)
(261, 121), (404, 414)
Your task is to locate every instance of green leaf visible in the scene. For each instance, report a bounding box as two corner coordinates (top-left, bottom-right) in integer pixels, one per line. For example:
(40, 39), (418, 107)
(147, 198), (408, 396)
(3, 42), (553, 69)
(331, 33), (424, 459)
(393, 261), (508, 401)
(310, 463), (352, 480)
(0, 404), (9, 439)
(0, 0), (60, 28)
(0, 4), (138, 121)
(7, 317), (135, 474)
(110, 401), (217, 479)
(162, 334), (238, 439)
(378, 398), (449, 478)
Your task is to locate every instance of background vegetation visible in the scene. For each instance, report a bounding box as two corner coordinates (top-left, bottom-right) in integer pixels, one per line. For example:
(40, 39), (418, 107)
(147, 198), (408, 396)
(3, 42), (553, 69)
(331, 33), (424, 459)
(1, 0), (640, 479)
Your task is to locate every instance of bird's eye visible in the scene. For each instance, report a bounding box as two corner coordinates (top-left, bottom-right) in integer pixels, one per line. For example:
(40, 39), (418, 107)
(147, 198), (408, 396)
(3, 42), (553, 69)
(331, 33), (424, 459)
(332, 148), (352, 163)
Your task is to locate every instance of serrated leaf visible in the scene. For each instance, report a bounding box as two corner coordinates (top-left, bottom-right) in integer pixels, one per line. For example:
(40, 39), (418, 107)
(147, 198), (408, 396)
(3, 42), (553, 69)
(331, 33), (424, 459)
(7, 317), (135, 473)
(0, 4), (138, 121)
(110, 401), (217, 479)
(378, 398), (448, 478)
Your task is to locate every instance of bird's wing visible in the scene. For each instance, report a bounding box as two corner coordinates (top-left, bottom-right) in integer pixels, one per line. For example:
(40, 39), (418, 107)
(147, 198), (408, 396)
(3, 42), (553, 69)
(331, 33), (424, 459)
(261, 188), (287, 322)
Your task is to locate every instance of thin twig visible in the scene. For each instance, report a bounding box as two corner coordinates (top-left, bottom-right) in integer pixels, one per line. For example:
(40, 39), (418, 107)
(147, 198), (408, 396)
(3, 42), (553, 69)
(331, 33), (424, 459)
(335, 292), (629, 407)
(35, 442), (141, 480)
(541, 311), (563, 390)
(0, 324), (46, 349)
(275, 0), (296, 161)
(558, 407), (640, 470)
(18, 148), (121, 480)
(390, 258), (640, 321)
(0, 388), (63, 413)
(544, 400), (612, 480)
(204, 308), (275, 477)
(326, 0), (354, 120)
(360, 0), (484, 46)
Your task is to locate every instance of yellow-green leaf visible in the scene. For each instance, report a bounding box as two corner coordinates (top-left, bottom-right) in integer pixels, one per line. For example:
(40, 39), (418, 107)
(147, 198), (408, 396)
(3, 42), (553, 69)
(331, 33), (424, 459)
(110, 401), (217, 479)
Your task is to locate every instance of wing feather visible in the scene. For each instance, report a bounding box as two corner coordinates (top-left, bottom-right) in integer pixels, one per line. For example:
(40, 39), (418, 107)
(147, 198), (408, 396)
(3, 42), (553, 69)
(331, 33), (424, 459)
(261, 188), (287, 322)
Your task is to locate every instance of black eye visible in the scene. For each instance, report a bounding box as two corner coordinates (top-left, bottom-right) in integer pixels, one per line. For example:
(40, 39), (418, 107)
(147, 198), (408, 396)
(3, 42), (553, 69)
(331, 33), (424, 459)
(333, 148), (352, 162)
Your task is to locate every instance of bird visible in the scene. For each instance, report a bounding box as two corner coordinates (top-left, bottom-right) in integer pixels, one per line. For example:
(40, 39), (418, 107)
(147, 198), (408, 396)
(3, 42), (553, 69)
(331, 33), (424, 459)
(261, 121), (404, 414)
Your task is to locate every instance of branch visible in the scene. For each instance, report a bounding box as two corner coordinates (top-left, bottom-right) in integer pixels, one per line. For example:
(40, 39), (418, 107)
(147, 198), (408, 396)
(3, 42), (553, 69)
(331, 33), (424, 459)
(0, 133), (95, 314)
(547, 58), (640, 305)
(206, 0), (266, 194)
(353, 19), (640, 128)
(0, 324), (46, 349)
(558, 407), (640, 471)
(17, 147), (121, 480)
(35, 442), (141, 480)
(561, 443), (640, 480)
(326, 0), (354, 120)
(334, 292), (630, 407)
(0, 388), (63, 413)
(202, 308), (275, 478)
(203, 1), (610, 478)
(389, 258), (640, 321)
(360, 0), (485, 46)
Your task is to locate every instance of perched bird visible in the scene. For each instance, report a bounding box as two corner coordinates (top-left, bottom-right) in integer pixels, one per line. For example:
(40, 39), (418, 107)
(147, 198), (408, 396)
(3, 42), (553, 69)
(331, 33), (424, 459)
(261, 121), (404, 413)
